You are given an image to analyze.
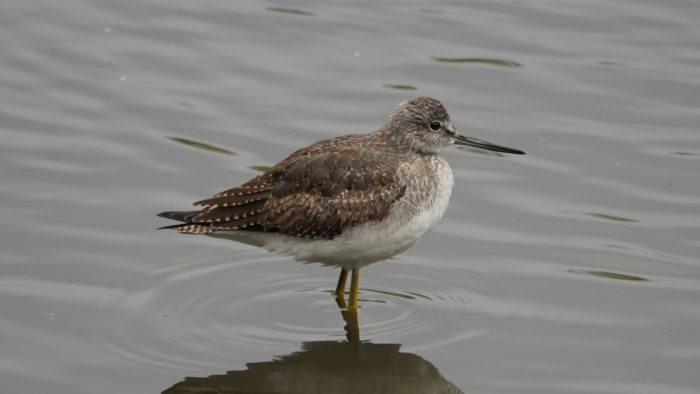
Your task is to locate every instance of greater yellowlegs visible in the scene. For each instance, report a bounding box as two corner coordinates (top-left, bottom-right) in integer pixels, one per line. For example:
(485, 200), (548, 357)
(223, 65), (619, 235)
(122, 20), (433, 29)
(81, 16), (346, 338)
(158, 97), (524, 310)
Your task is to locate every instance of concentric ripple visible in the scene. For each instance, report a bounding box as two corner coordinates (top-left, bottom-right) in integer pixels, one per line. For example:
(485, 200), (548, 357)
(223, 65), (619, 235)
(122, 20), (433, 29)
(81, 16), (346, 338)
(93, 249), (501, 370)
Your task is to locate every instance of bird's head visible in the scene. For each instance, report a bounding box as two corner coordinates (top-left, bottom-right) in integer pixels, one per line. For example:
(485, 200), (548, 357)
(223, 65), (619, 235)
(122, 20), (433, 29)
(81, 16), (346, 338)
(384, 97), (525, 156)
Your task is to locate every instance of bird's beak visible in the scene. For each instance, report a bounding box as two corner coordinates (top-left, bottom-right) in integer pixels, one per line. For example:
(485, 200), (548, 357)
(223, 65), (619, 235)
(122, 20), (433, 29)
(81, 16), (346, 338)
(453, 132), (525, 155)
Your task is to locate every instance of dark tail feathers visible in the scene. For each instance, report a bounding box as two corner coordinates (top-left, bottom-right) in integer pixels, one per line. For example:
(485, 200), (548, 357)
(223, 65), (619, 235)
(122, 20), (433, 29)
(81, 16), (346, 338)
(157, 210), (200, 230)
(157, 210), (198, 221)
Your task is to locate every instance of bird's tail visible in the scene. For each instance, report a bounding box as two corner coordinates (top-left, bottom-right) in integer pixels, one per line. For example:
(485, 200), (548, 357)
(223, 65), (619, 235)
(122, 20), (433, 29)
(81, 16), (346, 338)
(157, 211), (214, 233)
(157, 210), (198, 222)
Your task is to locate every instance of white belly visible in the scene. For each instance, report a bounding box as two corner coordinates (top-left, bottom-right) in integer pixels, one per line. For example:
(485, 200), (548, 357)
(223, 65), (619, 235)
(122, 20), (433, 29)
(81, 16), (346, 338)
(209, 159), (454, 270)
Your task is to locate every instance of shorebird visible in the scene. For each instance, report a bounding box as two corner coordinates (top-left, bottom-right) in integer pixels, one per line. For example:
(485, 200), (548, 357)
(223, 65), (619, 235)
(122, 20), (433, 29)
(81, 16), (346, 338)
(158, 97), (524, 311)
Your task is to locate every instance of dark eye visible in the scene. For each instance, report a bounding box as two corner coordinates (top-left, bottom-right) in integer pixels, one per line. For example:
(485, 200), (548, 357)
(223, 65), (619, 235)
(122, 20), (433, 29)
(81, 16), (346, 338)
(429, 121), (442, 131)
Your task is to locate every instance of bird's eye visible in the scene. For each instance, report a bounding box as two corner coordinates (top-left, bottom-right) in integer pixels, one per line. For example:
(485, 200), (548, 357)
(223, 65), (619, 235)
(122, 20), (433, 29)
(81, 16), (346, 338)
(429, 121), (442, 131)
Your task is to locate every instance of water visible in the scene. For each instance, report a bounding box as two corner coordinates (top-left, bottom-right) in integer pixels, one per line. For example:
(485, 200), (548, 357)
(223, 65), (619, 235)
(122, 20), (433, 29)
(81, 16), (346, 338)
(2, 1), (699, 393)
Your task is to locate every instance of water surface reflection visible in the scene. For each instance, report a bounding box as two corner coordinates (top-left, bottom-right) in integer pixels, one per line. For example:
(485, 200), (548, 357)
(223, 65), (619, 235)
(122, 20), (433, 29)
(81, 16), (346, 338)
(163, 309), (462, 394)
(164, 341), (462, 394)
(163, 320), (462, 394)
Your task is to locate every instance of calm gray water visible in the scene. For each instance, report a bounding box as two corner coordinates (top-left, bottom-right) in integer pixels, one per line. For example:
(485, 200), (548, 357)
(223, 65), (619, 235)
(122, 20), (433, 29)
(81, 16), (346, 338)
(2, 1), (699, 393)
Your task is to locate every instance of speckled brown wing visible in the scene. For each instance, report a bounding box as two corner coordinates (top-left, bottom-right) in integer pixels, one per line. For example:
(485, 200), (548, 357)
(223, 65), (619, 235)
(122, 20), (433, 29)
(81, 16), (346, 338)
(182, 140), (407, 239)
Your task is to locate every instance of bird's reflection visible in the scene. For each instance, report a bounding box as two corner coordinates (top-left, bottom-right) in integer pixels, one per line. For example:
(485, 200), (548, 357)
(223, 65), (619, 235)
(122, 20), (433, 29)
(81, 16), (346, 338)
(163, 299), (463, 394)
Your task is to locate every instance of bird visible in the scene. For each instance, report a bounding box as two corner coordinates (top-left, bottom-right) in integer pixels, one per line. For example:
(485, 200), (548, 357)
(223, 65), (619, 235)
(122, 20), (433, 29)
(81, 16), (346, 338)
(157, 97), (525, 311)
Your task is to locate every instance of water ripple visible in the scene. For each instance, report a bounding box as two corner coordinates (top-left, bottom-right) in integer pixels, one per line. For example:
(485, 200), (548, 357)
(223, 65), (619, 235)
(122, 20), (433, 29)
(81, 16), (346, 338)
(76, 252), (508, 369)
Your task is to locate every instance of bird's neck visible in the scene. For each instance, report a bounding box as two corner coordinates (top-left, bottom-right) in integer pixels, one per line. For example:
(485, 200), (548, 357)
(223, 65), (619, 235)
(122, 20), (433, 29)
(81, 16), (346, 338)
(376, 128), (441, 156)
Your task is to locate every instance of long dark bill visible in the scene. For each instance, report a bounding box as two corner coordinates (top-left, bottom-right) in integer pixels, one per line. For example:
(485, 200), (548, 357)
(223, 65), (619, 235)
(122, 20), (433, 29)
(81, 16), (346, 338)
(454, 134), (525, 155)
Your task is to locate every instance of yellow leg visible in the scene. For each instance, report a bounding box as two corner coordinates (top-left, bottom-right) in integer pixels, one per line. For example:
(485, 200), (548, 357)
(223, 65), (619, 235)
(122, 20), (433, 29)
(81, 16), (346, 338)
(335, 268), (348, 296)
(335, 268), (348, 309)
(348, 268), (360, 311)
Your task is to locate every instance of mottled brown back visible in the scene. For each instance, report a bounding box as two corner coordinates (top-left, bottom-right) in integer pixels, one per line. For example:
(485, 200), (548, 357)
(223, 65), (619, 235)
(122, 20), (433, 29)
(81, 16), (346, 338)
(168, 134), (408, 239)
